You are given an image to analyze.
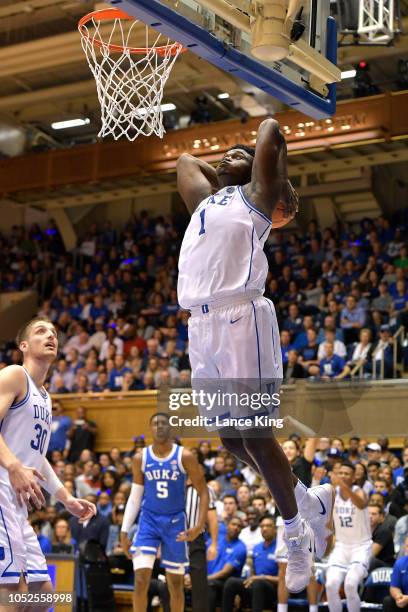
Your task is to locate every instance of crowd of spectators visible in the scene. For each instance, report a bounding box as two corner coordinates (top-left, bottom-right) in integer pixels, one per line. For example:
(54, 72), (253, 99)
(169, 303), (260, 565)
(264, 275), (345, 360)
(0, 211), (406, 390)
(31, 430), (408, 609)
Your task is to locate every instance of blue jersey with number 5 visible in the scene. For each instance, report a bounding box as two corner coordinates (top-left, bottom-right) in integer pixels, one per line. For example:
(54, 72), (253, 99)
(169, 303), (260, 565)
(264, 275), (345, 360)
(0, 366), (52, 489)
(141, 444), (186, 515)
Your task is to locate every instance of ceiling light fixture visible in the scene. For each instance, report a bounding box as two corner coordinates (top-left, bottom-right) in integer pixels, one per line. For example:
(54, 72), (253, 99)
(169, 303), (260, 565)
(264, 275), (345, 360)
(51, 118), (91, 130)
(341, 69), (357, 80)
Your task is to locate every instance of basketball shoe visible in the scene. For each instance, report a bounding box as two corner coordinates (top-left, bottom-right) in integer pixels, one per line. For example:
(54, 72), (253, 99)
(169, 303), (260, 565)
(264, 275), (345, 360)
(284, 519), (315, 593)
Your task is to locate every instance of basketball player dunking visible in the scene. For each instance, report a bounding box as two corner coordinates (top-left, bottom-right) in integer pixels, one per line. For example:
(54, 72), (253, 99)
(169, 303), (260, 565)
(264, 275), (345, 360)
(0, 317), (96, 609)
(120, 413), (209, 612)
(176, 118), (334, 592)
(326, 461), (372, 612)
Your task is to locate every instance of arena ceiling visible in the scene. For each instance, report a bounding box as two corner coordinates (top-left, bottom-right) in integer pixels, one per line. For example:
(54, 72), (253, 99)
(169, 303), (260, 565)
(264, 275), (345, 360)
(0, 0), (408, 150)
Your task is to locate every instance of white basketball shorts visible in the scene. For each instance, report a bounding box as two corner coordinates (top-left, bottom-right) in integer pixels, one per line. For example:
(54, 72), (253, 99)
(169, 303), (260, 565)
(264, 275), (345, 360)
(0, 485), (50, 584)
(327, 540), (372, 577)
(188, 294), (283, 430)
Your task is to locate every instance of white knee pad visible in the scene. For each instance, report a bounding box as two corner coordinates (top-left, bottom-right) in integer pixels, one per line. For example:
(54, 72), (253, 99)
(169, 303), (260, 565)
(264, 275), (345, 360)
(133, 553), (156, 571)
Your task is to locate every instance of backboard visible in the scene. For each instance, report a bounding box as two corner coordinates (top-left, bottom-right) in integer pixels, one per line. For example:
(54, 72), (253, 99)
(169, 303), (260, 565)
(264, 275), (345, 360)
(108, 0), (340, 119)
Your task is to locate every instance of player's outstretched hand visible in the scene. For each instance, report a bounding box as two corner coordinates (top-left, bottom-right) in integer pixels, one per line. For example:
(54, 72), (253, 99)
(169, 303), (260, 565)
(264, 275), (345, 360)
(176, 526), (202, 542)
(280, 178), (299, 218)
(64, 497), (96, 523)
(8, 462), (46, 510)
(120, 532), (132, 560)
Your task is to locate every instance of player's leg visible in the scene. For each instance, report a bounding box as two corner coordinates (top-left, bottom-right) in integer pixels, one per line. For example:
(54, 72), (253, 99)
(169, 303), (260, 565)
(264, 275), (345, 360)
(343, 543), (371, 612)
(0, 493), (30, 612)
(24, 519), (52, 612)
(325, 566), (345, 612)
(343, 564), (365, 612)
(277, 562), (289, 612)
(161, 512), (189, 612)
(165, 570), (184, 612)
(131, 510), (161, 611)
(325, 543), (349, 612)
(0, 576), (29, 612)
(306, 574), (319, 612)
(134, 566), (154, 611)
(217, 297), (313, 592)
(25, 580), (53, 612)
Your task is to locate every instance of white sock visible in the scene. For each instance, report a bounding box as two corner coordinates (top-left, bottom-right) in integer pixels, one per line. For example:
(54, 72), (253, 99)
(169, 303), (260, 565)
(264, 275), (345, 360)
(309, 605), (318, 612)
(278, 604), (288, 612)
(284, 511), (302, 537)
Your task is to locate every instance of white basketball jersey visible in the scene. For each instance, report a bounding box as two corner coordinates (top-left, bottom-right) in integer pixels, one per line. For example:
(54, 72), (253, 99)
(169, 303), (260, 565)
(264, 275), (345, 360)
(178, 185), (272, 309)
(333, 485), (371, 545)
(0, 367), (52, 488)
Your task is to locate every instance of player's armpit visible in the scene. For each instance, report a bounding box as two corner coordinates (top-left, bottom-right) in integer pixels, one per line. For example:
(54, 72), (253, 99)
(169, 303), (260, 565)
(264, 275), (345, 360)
(176, 153), (217, 214)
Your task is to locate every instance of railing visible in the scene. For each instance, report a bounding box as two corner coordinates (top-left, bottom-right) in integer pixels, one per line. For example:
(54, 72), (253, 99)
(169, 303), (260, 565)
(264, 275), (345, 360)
(350, 358), (366, 379)
(393, 325), (406, 379)
(372, 350), (383, 380)
(371, 326), (406, 380)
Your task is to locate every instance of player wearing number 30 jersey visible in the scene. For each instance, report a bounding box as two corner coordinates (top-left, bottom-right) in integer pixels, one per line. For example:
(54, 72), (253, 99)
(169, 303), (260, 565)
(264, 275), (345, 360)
(326, 461), (372, 612)
(0, 317), (96, 608)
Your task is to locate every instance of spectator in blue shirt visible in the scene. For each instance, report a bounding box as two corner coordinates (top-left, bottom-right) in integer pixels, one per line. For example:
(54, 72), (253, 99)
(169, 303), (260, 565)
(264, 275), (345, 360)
(319, 341), (345, 380)
(340, 295), (366, 344)
(222, 514), (278, 612)
(293, 316), (315, 351)
(207, 517), (247, 611)
(31, 518), (52, 554)
(391, 280), (408, 315)
(283, 303), (303, 337)
(48, 401), (72, 456)
(109, 354), (131, 390)
(280, 330), (294, 365)
(90, 295), (110, 321)
(383, 536), (408, 612)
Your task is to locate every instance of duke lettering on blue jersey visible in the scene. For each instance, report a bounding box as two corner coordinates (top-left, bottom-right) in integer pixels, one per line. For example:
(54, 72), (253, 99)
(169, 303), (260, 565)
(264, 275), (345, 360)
(141, 444), (186, 514)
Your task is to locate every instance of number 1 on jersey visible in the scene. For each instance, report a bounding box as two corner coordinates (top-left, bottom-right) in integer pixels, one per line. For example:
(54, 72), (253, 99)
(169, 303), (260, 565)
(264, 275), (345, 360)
(199, 209), (206, 236)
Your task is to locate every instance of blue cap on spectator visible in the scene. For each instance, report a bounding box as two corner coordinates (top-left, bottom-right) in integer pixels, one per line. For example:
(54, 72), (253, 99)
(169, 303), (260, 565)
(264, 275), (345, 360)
(380, 324), (390, 332)
(327, 447), (342, 457)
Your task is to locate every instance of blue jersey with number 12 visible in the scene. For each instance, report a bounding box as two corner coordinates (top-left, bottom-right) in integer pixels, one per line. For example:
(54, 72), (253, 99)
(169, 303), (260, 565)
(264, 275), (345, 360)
(141, 444), (186, 515)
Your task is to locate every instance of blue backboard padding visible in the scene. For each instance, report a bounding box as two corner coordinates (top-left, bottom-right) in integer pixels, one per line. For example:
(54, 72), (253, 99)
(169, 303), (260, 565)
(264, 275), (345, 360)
(109, 0), (337, 118)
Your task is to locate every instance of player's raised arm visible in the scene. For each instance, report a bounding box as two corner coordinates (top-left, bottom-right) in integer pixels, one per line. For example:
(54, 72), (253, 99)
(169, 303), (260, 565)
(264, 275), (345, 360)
(332, 474), (368, 510)
(120, 451), (144, 558)
(0, 365), (46, 510)
(176, 153), (219, 214)
(245, 118), (298, 219)
(177, 448), (209, 542)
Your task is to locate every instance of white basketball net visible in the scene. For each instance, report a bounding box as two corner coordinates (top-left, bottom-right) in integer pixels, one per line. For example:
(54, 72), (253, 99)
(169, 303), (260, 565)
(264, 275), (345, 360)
(79, 13), (183, 140)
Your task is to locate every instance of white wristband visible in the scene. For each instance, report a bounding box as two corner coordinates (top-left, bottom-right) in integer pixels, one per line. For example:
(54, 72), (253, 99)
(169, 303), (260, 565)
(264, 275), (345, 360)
(121, 483), (144, 533)
(41, 460), (64, 496)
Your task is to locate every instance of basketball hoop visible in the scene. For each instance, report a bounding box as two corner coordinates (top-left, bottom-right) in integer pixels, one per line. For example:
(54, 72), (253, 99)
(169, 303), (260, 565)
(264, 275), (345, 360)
(78, 8), (184, 140)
